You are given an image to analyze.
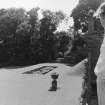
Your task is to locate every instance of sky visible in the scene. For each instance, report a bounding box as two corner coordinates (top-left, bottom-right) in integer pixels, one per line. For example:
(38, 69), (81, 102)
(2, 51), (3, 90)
(0, 0), (79, 14)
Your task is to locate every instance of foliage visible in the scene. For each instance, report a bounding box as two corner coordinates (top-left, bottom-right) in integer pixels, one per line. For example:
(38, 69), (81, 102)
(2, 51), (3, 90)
(0, 7), (70, 66)
(39, 10), (65, 61)
(71, 0), (101, 32)
(55, 31), (71, 57)
(69, 0), (104, 64)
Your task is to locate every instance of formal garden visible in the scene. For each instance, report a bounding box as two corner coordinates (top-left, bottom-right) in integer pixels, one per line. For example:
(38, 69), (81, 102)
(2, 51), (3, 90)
(0, 0), (104, 105)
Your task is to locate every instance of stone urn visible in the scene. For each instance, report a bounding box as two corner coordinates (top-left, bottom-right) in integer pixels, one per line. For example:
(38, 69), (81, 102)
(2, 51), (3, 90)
(49, 72), (59, 91)
(51, 72), (59, 80)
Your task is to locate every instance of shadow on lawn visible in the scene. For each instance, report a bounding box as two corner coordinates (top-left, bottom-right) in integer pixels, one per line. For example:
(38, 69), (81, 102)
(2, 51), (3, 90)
(22, 66), (58, 74)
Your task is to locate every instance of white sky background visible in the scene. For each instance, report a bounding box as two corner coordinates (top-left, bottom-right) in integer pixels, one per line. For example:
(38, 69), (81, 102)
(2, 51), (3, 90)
(0, 0), (79, 14)
(0, 0), (79, 31)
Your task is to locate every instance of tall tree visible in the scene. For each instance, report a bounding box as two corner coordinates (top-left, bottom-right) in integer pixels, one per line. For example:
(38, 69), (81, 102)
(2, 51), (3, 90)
(71, 0), (101, 33)
(39, 10), (65, 60)
(27, 7), (40, 36)
(0, 8), (29, 64)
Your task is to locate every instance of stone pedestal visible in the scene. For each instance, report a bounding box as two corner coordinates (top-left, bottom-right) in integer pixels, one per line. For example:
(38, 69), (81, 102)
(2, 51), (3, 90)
(49, 73), (59, 91)
(85, 32), (103, 105)
(82, 10), (104, 105)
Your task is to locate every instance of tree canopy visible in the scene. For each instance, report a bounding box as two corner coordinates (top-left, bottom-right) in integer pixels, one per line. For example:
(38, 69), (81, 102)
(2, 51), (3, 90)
(71, 0), (101, 33)
(0, 7), (71, 66)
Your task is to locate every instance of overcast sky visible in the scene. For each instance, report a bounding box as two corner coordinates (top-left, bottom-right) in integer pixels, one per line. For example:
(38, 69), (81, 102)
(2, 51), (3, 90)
(0, 0), (79, 14)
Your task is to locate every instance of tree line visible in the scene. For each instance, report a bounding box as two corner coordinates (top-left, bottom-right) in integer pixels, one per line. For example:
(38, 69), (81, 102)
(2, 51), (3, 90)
(0, 8), (72, 66)
(1, 0), (101, 67)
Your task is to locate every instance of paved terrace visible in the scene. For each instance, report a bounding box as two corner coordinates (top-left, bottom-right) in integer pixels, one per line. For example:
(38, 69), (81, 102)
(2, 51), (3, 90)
(0, 60), (86, 105)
